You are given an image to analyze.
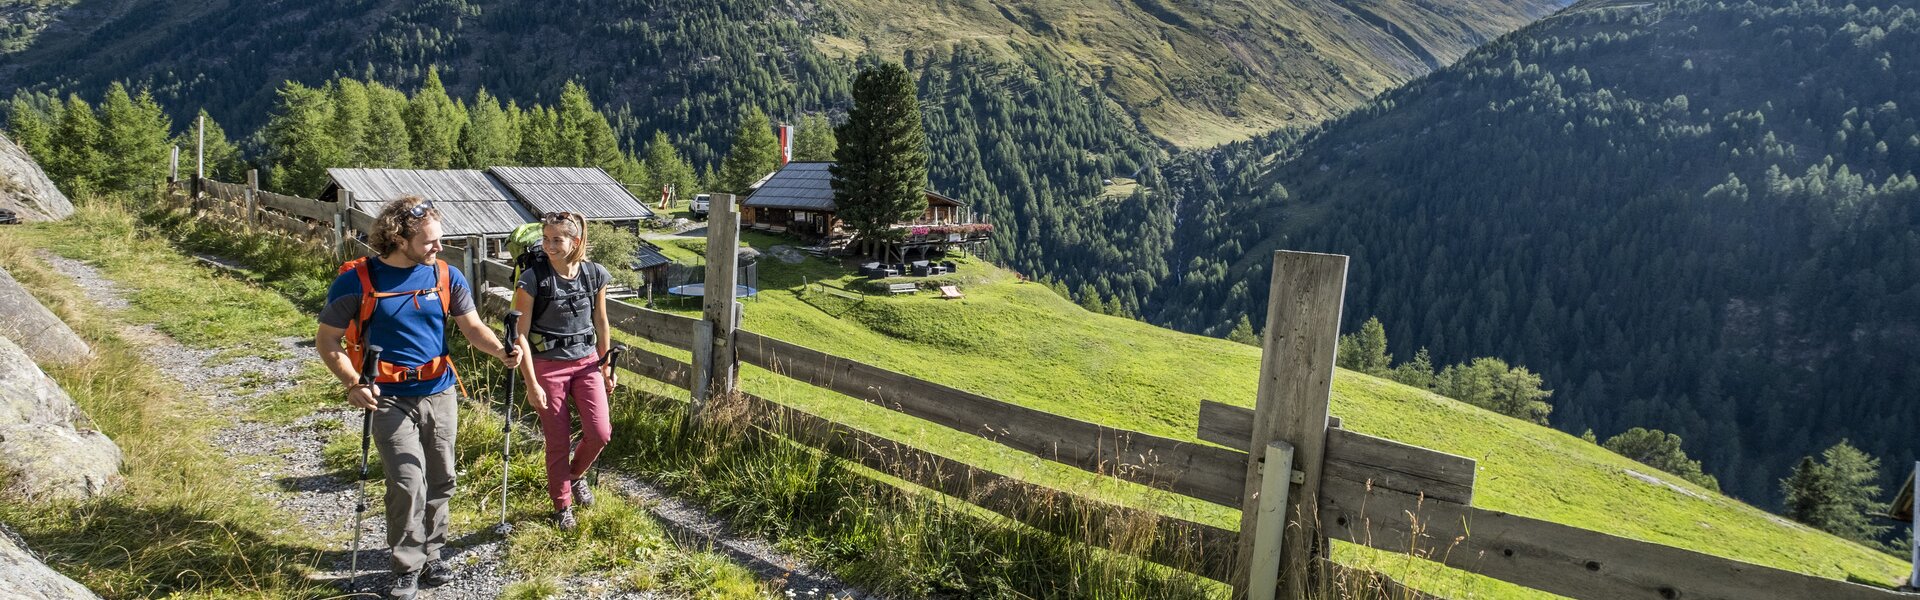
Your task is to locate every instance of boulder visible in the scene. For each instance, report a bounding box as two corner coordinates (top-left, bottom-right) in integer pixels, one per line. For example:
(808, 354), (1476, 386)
(0, 525), (101, 599)
(0, 267), (88, 365)
(0, 335), (120, 500)
(0, 132), (72, 223)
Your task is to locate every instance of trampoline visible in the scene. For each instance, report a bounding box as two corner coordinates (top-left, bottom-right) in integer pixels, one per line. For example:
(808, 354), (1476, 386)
(666, 283), (759, 299)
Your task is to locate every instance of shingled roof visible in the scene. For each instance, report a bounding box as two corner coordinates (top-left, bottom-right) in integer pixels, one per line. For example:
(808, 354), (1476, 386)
(487, 166), (655, 221)
(325, 168), (534, 237)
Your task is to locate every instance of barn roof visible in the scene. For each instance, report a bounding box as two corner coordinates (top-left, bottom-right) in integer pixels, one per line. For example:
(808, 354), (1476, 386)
(743, 161), (966, 211)
(487, 166), (655, 221)
(326, 168), (534, 237)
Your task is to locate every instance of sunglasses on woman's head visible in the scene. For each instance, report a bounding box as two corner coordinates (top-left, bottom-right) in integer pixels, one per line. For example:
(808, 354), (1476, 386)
(542, 211), (580, 224)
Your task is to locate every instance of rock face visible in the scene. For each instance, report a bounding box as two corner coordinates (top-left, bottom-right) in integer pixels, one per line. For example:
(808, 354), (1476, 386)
(0, 267), (88, 365)
(0, 132), (71, 222)
(0, 335), (120, 500)
(0, 525), (100, 599)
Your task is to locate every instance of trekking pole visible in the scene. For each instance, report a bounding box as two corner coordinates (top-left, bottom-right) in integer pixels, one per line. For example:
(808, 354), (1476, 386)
(495, 311), (522, 536)
(349, 344), (383, 585)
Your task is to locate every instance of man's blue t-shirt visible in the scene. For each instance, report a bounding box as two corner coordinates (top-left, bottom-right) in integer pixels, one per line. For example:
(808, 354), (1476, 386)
(318, 258), (477, 397)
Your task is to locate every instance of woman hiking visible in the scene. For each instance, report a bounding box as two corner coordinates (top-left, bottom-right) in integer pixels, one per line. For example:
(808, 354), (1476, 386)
(510, 211), (617, 531)
(316, 196), (521, 600)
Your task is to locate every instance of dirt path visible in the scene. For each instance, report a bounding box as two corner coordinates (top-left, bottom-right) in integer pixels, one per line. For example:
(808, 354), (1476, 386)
(38, 250), (870, 600)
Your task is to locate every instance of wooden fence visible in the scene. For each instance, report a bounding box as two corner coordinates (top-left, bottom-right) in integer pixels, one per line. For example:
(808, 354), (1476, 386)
(172, 174), (1915, 600)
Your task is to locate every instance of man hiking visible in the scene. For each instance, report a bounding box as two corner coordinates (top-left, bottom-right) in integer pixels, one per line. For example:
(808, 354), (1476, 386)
(315, 196), (521, 600)
(509, 211), (617, 531)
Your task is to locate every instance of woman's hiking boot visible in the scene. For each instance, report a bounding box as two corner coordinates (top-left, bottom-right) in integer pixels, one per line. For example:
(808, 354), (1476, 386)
(555, 506), (577, 531)
(420, 559), (453, 587)
(571, 477), (595, 507)
(388, 569), (420, 600)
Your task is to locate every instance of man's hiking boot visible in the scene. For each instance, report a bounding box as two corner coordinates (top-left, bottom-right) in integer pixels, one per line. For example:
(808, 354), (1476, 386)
(555, 506), (577, 531)
(420, 559), (453, 587)
(571, 477), (595, 507)
(388, 569), (420, 600)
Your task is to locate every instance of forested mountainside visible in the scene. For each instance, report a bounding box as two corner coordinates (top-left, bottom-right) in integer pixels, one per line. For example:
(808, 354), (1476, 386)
(1141, 0), (1920, 504)
(0, 0), (1562, 311)
(0, 0), (1561, 149)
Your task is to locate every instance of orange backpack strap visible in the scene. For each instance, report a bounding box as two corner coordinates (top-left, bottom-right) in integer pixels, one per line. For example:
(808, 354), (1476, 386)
(434, 260), (452, 316)
(352, 259), (380, 327)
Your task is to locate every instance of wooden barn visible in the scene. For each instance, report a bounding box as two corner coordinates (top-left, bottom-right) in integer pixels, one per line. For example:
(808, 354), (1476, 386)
(741, 161), (990, 258)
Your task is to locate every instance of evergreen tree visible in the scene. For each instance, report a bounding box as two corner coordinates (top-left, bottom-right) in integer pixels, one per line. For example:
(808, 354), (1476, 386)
(643, 131), (698, 208)
(365, 82), (413, 168)
(557, 80), (622, 172)
(1782, 440), (1889, 545)
(1226, 315), (1259, 346)
(1388, 347), (1437, 389)
(8, 100), (52, 161)
(263, 82), (336, 195)
(1337, 316), (1392, 375)
(1580, 429), (1598, 444)
(96, 83), (172, 192)
(457, 88), (519, 168)
(1437, 357), (1553, 424)
(406, 67), (465, 169)
(717, 105), (778, 194)
(173, 110), (245, 182)
(327, 79), (370, 166)
(48, 94), (105, 194)
(1602, 428), (1719, 491)
(1077, 283), (1106, 314)
(794, 113), (837, 161)
(832, 62), (928, 252)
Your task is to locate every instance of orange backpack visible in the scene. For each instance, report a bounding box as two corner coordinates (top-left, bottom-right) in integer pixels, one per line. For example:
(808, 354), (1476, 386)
(338, 256), (456, 384)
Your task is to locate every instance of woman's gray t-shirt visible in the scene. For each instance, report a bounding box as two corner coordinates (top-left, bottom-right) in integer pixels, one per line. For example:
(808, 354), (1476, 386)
(516, 260), (609, 361)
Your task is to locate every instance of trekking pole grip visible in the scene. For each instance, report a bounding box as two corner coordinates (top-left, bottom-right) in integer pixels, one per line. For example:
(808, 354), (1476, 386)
(504, 311), (522, 352)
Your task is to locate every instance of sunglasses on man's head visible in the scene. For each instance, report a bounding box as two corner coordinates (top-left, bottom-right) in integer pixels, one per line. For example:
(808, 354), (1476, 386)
(407, 201), (435, 218)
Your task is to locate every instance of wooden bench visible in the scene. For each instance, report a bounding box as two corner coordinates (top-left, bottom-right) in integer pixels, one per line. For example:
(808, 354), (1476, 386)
(887, 283), (918, 295)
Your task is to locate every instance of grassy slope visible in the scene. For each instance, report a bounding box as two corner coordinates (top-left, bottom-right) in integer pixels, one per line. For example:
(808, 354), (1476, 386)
(821, 0), (1566, 147)
(637, 232), (1906, 597)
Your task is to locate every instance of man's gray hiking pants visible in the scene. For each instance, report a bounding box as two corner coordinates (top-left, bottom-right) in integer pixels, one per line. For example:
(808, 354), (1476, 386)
(372, 387), (459, 574)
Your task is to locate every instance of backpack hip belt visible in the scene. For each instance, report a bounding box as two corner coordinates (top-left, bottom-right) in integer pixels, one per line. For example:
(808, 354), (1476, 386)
(527, 330), (593, 354)
(373, 354), (454, 383)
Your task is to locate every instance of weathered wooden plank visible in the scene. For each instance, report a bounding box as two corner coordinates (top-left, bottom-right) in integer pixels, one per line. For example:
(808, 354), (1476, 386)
(699, 194), (741, 411)
(734, 330), (1250, 508)
(1319, 475), (1913, 600)
(258, 190), (335, 221)
(1198, 400), (1475, 505)
(1236, 250), (1348, 599)
(347, 208), (376, 235)
(603, 296), (698, 349)
(476, 258), (515, 290)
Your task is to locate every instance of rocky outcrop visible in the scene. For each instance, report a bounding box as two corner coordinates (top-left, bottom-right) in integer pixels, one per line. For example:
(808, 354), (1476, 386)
(0, 267), (88, 365)
(0, 335), (119, 500)
(0, 525), (100, 599)
(0, 132), (71, 222)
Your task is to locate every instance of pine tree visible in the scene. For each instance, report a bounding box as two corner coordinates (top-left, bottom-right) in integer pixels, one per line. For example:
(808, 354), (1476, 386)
(365, 82), (413, 168)
(173, 110), (245, 182)
(832, 62), (929, 252)
(1580, 429), (1598, 444)
(1602, 428), (1719, 490)
(557, 81), (621, 171)
(1337, 316), (1393, 375)
(328, 79), (371, 166)
(457, 88), (519, 168)
(97, 84), (172, 192)
(1226, 315), (1259, 346)
(48, 94), (106, 195)
(1781, 440), (1889, 545)
(1437, 357), (1553, 424)
(406, 67), (465, 169)
(8, 100), (52, 161)
(1077, 282), (1106, 314)
(1389, 347), (1437, 389)
(717, 105), (779, 194)
(518, 105), (561, 166)
(643, 131), (698, 208)
(264, 82), (337, 195)
(794, 113), (837, 161)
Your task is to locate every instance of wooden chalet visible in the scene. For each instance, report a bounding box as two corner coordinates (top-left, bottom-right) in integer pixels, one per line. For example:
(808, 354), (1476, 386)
(741, 161), (991, 258)
(488, 166), (656, 230)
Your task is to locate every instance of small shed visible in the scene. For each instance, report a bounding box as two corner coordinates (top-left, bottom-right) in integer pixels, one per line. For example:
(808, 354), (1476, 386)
(323, 168), (534, 255)
(488, 166), (655, 229)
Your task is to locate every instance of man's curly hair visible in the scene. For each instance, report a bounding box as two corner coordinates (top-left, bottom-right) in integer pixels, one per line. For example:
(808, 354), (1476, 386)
(369, 195), (441, 256)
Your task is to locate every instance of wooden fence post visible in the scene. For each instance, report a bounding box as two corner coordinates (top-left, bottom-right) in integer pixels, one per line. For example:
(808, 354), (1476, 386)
(245, 169), (260, 229)
(168, 146), (179, 185)
(1232, 251), (1348, 600)
(192, 115), (205, 199)
(693, 193), (741, 414)
(333, 189), (352, 261)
